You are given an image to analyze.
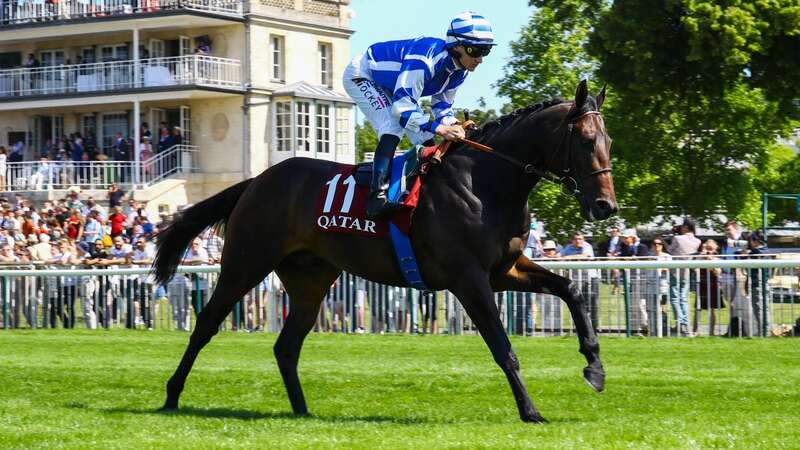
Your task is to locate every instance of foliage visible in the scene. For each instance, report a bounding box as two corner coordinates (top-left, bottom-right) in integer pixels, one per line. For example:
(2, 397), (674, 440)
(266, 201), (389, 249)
(496, 0), (603, 105)
(495, 1), (612, 239)
(1, 331), (798, 448)
(494, 0), (799, 237)
(587, 1), (799, 226)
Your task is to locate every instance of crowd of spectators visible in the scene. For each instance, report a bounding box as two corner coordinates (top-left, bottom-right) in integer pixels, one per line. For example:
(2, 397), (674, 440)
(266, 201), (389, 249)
(0, 184), (225, 331)
(524, 218), (777, 337)
(0, 122), (184, 190)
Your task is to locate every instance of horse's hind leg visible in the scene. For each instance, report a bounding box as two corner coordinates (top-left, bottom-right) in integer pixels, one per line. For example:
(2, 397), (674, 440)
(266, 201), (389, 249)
(493, 256), (604, 393)
(273, 256), (341, 416)
(161, 260), (272, 411)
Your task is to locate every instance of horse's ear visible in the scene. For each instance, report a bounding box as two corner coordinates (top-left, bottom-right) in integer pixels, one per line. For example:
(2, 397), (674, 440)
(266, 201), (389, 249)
(574, 79), (589, 109)
(597, 84), (607, 109)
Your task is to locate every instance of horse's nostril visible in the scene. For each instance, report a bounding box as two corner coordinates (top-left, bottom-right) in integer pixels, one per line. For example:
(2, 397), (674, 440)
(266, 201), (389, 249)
(595, 199), (617, 215)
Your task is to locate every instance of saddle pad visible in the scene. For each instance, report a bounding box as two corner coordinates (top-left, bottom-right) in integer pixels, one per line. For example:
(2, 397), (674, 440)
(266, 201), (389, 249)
(315, 152), (423, 237)
(315, 165), (389, 237)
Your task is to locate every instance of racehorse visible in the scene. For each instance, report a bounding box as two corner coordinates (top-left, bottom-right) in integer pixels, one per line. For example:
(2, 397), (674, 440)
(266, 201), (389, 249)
(153, 80), (617, 423)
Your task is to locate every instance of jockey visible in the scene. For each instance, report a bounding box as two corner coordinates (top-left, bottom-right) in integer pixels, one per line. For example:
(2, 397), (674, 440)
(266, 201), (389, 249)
(343, 11), (496, 219)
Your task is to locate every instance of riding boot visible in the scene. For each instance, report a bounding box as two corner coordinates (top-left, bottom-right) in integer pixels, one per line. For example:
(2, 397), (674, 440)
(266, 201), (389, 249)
(366, 135), (400, 219)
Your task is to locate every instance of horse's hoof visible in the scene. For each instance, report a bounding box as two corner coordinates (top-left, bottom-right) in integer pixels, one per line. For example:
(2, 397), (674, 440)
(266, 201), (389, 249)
(158, 400), (179, 412)
(521, 413), (548, 423)
(583, 365), (605, 393)
(294, 411), (312, 418)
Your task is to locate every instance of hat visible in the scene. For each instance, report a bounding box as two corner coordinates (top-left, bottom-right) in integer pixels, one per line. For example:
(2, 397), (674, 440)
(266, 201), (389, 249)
(542, 240), (557, 250)
(622, 229), (637, 238)
(27, 234), (38, 243)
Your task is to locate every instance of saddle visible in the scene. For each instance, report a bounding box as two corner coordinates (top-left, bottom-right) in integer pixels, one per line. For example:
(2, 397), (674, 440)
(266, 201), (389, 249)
(353, 146), (432, 203)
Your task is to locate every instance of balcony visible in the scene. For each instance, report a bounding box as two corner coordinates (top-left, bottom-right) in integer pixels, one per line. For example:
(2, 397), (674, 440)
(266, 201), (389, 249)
(0, 0), (243, 26)
(0, 55), (243, 100)
(4, 144), (199, 191)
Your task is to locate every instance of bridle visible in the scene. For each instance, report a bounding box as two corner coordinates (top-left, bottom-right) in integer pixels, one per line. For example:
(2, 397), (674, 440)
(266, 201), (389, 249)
(461, 109), (613, 196)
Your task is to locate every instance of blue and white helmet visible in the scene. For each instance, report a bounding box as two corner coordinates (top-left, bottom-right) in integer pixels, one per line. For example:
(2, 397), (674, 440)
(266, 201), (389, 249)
(446, 11), (496, 47)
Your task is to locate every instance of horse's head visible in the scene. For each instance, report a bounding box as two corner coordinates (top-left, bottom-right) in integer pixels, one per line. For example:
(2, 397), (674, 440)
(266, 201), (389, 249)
(551, 80), (618, 222)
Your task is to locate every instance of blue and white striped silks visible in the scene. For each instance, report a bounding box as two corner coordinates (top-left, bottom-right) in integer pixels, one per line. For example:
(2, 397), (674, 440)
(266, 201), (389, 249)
(364, 37), (466, 137)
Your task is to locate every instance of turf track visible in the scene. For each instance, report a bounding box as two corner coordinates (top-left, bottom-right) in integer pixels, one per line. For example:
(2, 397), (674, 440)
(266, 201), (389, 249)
(0, 331), (797, 449)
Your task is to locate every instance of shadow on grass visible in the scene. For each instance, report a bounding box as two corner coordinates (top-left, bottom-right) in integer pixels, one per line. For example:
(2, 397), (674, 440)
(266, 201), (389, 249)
(83, 404), (431, 424)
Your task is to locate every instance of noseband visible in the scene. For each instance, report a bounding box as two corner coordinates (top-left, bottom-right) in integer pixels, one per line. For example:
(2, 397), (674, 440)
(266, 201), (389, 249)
(465, 109), (612, 196)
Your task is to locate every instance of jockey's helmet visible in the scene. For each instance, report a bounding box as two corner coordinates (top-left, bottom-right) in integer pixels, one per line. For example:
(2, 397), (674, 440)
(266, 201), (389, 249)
(446, 11), (496, 49)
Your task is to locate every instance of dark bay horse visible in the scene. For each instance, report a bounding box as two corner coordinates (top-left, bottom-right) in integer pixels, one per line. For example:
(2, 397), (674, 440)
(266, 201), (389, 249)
(153, 80), (617, 423)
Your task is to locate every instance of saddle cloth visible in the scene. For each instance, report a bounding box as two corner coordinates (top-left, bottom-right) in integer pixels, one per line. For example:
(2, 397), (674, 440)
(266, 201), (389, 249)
(315, 147), (427, 237)
(315, 147), (432, 290)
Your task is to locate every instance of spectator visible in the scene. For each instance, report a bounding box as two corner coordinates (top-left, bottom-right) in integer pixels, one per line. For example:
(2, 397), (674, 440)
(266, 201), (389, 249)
(603, 226), (622, 295)
(720, 220), (744, 319)
(560, 232), (600, 332)
(158, 125), (173, 153)
(184, 237), (209, 319)
(140, 136), (154, 176)
(667, 217), (701, 336)
(541, 240), (559, 258)
(522, 221), (542, 260)
(129, 237), (155, 329)
(107, 182), (125, 209)
(30, 157), (53, 190)
(108, 206), (127, 238)
(0, 243), (19, 262)
(9, 140), (24, 163)
(539, 239), (562, 334)
(63, 208), (84, 241)
(647, 238), (672, 336)
(618, 229), (649, 335)
(201, 228), (224, 264)
(744, 231), (771, 337)
(28, 233), (52, 261)
(618, 229), (648, 257)
(141, 122), (152, 139)
(172, 126), (183, 146)
(48, 240), (81, 328)
(0, 146), (7, 192)
(695, 239), (723, 336)
(112, 133), (130, 182)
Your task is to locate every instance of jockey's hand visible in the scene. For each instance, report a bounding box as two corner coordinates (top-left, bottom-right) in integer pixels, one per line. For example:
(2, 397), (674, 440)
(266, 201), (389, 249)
(435, 124), (465, 141)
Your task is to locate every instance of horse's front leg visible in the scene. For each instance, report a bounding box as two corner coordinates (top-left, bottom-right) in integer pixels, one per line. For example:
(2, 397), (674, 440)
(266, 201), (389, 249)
(491, 255), (605, 393)
(451, 267), (546, 423)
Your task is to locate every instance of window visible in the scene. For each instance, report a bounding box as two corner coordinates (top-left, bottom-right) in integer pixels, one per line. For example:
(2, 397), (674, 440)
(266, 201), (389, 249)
(275, 102), (292, 151)
(295, 102), (311, 152)
(318, 42), (332, 87)
(270, 35), (285, 82)
(336, 106), (350, 155)
(316, 104), (330, 153)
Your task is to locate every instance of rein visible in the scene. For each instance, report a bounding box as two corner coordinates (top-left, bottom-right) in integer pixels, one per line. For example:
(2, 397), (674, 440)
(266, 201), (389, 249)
(455, 109), (612, 196)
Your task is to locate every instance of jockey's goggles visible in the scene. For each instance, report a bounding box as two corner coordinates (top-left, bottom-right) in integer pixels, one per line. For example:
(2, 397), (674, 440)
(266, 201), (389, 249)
(463, 44), (492, 58)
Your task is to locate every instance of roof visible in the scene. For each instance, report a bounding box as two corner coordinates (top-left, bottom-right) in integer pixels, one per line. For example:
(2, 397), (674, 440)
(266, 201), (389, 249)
(272, 81), (354, 104)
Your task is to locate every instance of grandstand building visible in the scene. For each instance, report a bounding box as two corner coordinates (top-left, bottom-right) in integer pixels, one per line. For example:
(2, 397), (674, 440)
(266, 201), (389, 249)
(0, 0), (355, 212)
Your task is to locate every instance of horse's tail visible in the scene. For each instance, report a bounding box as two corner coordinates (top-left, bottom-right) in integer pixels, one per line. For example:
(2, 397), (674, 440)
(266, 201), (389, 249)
(152, 178), (253, 285)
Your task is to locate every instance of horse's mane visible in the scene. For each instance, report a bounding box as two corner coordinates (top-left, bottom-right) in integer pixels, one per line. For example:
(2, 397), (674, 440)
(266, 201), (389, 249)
(470, 98), (567, 142)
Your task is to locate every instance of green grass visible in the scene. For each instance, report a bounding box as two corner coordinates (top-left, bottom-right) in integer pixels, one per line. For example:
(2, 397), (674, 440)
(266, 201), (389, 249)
(0, 331), (798, 449)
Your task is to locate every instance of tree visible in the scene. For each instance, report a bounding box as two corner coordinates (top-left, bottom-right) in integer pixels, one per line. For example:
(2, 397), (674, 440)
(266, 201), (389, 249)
(495, 1), (614, 241)
(355, 121), (378, 163)
(588, 1), (797, 226)
(496, 0), (603, 104)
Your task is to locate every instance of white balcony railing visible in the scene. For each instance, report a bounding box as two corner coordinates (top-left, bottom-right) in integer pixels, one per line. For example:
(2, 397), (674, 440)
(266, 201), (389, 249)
(0, 0), (243, 25)
(0, 55), (243, 98)
(3, 144), (198, 191)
